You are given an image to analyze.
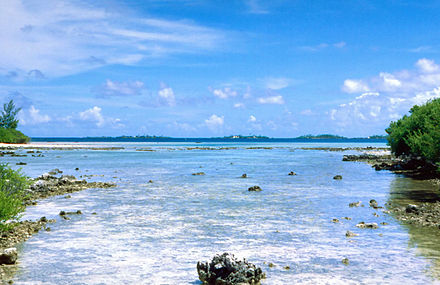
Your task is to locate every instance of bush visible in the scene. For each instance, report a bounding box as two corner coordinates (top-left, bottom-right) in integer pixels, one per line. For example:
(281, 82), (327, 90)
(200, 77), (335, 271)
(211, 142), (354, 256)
(0, 128), (30, 144)
(0, 164), (29, 231)
(386, 98), (440, 165)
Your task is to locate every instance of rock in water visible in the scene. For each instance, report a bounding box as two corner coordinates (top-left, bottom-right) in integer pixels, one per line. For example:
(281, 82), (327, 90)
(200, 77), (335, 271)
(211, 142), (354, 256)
(0, 248), (18, 265)
(197, 253), (265, 285)
(369, 199), (379, 209)
(405, 204), (419, 214)
(248, 186), (262, 192)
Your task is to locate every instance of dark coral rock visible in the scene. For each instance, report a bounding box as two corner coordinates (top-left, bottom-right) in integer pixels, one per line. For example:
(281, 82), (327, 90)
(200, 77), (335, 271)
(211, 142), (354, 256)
(248, 186), (262, 192)
(197, 253), (265, 285)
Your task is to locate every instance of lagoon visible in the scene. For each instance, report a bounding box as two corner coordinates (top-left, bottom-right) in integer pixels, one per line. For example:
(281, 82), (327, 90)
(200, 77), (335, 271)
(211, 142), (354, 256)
(4, 141), (440, 284)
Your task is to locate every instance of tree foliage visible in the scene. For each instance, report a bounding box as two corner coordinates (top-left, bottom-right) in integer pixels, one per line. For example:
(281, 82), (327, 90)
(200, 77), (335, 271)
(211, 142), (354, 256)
(0, 128), (30, 143)
(0, 164), (29, 231)
(0, 100), (29, 143)
(0, 100), (21, 129)
(386, 98), (440, 164)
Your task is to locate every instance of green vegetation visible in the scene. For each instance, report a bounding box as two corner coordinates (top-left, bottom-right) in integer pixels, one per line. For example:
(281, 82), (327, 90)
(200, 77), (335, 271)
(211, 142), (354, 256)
(0, 128), (30, 143)
(386, 98), (440, 166)
(0, 100), (29, 144)
(296, 134), (347, 139)
(0, 164), (30, 232)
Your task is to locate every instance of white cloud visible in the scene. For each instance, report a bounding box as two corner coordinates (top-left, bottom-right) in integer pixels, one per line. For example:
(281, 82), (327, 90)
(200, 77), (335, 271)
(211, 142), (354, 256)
(211, 87), (237, 99)
(257, 95), (284, 104)
(416, 58), (439, 73)
(300, 42), (346, 52)
(342, 58), (440, 95)
(98, 79), (144, 96)
(248, 115), (256, 122)
(204, 114), (224, 130)
(18, 105), (51, 125)
(412, 87), (440, 106)
(342, 79), (369, 93)
(379, 72), (401, 91)
(335, 59), (440, 128)
(233, 103), (245, 108)
(0, 0), (227, 77)
(263, 77), (291, 90)
(158, 86), (176, 106)
(79, 106), (105, 127)
(78, 106), (123, 128)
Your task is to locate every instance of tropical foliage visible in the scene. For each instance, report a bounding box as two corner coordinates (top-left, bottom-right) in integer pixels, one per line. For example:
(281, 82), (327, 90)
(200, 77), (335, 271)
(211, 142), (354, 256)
(0, 100), (29, 143)
(0, 164), (30, 231)
(386, 98), (440, 165)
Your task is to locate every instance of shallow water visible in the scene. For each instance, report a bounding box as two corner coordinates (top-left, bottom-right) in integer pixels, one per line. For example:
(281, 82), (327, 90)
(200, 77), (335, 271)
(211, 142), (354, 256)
(3, 142), (440, 284)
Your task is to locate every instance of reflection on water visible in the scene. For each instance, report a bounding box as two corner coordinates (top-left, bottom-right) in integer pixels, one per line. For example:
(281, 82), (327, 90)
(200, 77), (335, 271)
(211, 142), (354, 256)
(388, 177), (440, 280)
(389, 177), (440, 205)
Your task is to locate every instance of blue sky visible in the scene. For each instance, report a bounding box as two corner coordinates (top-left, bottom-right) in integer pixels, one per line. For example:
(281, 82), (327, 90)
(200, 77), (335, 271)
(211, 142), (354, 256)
(1, 0), (440, 137)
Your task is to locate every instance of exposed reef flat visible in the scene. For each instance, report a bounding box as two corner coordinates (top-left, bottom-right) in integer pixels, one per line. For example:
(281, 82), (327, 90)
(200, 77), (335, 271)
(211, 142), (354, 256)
(0, 171), (116, 283)
(343, 152), (440, 229)
(0, 142), (124, 151)
(343, 153), (440, 179)
(26, 173), (116, 204)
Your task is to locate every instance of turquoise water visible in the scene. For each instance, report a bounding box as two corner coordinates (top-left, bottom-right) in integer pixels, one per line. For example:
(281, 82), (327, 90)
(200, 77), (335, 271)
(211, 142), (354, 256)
(3, 142), (440, 284)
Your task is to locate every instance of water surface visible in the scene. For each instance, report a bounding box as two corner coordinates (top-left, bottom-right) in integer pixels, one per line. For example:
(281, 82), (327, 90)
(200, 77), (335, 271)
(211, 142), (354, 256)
(3, 142), (440, 284)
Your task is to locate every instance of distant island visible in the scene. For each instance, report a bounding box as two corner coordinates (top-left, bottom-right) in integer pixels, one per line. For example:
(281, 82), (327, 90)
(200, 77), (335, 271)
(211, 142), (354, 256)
(30, 134), (388, 142)
(294, 134), (388, 140)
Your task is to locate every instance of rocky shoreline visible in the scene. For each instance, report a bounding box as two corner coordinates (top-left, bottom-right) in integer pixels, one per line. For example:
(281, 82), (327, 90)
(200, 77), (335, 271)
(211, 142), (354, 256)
(343, 151), (440, 229)
(0, 171), (116, 283)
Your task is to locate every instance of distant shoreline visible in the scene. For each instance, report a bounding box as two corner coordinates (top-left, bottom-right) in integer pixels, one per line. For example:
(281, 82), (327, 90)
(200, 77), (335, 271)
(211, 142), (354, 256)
(29, 137), (388, 143)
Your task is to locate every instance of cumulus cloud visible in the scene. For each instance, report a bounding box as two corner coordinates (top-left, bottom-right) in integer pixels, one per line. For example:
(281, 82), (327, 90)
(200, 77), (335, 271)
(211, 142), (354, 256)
(210, 87), (237, 99)
(332, 58), (440, 134)
(97, 79), (144, 97)
(78, 106), (122, 128)
(342, 58), (440, 95)
(233, 102), (245, 108)
(257, 95), (284, 104)
(416, 58), (439, 73)
(0, 0), (227, 77)
(204, 114), (224, 130)
(18, 105), (51, 125)
(342, 79), (369, 93)
(79, 106), (105, 127)
(158, 85), (176, 106)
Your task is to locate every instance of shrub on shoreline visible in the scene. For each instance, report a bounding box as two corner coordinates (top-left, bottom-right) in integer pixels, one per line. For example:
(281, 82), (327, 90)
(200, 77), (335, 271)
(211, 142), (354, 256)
(0, 164), (29, 232)
(0, 99), (29, 144)
(0, 128), (30, 144)
(386, 98), (440, 168)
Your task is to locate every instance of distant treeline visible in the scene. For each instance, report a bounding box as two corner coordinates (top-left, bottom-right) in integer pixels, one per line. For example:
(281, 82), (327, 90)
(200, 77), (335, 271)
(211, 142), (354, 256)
(31, 135), (388, 143)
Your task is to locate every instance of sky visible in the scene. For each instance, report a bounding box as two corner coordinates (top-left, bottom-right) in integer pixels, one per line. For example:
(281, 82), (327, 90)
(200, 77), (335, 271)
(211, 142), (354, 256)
(1, 0), (440, 138)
